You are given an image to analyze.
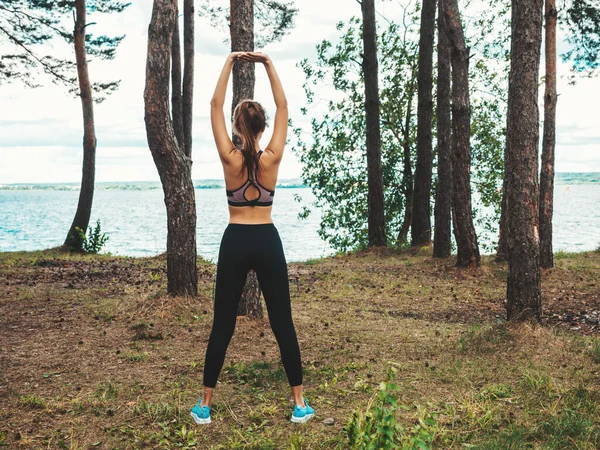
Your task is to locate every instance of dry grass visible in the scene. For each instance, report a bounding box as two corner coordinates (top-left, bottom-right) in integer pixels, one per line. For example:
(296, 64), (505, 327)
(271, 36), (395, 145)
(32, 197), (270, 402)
(1, 248), (599, 448)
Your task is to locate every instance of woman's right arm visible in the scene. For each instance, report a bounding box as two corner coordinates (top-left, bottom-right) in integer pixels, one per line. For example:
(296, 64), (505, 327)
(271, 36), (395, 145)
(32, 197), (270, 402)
(210, 53), (244, 165)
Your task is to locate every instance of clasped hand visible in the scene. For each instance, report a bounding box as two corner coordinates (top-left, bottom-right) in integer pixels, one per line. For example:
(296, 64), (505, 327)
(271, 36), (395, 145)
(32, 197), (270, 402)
(230, 51), (270, 64)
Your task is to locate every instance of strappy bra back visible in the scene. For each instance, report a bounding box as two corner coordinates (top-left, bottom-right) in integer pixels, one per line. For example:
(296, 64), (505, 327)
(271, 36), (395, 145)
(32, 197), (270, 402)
(226, 150), (275, 207)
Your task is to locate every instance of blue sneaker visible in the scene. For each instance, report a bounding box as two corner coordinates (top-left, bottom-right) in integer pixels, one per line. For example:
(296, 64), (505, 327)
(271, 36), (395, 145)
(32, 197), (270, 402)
(190, 399), (211, 424)
(291, 398), (314, 423)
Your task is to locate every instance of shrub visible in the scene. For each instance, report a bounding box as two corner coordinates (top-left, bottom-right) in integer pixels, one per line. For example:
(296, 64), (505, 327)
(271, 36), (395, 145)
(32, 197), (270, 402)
(340, 369), (438, 449)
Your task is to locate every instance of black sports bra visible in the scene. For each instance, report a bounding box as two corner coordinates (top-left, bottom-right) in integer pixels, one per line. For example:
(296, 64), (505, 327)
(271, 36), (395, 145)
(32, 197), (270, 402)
(226, 150), (275, 207)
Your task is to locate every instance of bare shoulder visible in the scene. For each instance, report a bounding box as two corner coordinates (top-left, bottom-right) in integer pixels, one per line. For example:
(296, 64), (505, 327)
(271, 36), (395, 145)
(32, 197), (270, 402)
(261, 147), (284, 166)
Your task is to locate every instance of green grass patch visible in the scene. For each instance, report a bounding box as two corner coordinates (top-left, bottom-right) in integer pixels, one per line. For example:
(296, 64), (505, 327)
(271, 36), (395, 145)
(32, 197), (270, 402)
(19, 394), (47, 409)
(122, 351), (149, 363)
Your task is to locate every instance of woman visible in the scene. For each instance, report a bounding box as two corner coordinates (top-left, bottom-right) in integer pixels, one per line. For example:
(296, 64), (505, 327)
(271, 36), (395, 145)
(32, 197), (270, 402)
(190, 52), (314, 425)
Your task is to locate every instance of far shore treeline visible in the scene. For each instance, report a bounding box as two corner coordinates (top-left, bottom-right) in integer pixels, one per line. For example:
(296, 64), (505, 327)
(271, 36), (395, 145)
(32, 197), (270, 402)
(1, 173), (598, 191)
(0, 179), (307, 190)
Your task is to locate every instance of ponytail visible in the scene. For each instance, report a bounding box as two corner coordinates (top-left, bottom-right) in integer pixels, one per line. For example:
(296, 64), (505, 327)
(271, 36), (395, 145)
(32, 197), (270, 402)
(233, 100), (267, 178)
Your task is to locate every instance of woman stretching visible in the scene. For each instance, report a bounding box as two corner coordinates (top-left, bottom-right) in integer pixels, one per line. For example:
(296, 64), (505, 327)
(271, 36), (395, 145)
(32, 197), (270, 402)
(190, 52), (314, 425)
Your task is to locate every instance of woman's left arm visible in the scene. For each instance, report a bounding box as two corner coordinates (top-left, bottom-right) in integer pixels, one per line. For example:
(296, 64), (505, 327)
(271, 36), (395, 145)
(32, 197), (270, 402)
(210, 53), (245, 165)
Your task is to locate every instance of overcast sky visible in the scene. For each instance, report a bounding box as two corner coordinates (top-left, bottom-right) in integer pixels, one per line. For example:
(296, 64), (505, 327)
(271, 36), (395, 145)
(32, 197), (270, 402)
(0, 0), (598, 184)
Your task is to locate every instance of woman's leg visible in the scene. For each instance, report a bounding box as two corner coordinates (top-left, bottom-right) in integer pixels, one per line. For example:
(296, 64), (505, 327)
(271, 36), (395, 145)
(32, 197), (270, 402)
(202, 226), (250, 403)
(254, 225), (304, 405)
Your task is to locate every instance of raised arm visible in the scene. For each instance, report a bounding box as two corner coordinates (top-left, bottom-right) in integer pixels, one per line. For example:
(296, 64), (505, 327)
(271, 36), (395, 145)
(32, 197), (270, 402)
(239, 53), (288, 163)
(264, 57), (288, 162)
(210, 53), (244, 165)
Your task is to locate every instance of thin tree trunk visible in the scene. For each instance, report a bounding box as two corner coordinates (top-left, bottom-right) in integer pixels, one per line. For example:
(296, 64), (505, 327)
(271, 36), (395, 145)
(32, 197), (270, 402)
(361, 0), (386, 247)
(398, 81), (415, 245)
(171, 4), (184, 149)
(182, 0), (194, 158)
(412, 0), (436, 246)
(505, 0), (543, 321)
(230, 0), (262, 318)
(231, 0), (255, 125)
(63, 0), (97, 251)
(433, 0), (452, 258)
(443, 0), (480, 267)
(540, 0), (557, 269)
(496, 177), (508, 261)
(145, 0), (198, 296)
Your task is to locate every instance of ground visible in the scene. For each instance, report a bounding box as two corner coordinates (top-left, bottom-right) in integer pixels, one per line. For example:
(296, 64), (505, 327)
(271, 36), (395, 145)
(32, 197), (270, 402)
(1, 248), (599, 449)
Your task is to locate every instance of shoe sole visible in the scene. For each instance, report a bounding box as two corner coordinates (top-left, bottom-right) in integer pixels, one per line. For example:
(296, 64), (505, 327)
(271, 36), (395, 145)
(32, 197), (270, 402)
(190, 411), (211, 424)
(291, 413), (314, 423)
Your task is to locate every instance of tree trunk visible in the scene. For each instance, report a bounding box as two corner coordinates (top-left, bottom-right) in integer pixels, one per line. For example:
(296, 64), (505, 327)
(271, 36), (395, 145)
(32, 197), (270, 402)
(505, 0), (543, 321)
(171, 4), (184, 149)
(411, 0), (436, 247)
(398, 80), (416, 245)
(361, 0), (387, 247)
(145, 0), (198, 296)
(433, 0), (452, 258)
(496, 177), (508, 261)
(540, 0), (557, 269)
(231, 0), (255, 124)
(443, 0), (480, 267)
(230, 0), (263, 318)
(182, 0), (195, 158)
(63, 0), (97, 252)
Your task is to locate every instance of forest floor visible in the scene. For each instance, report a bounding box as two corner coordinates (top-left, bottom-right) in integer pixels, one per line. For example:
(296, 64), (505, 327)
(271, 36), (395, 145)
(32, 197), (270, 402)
(1, 247), (600, 449)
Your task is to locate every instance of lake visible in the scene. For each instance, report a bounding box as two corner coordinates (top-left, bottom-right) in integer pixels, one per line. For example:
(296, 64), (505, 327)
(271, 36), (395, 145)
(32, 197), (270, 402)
(0, 185), (598, 261)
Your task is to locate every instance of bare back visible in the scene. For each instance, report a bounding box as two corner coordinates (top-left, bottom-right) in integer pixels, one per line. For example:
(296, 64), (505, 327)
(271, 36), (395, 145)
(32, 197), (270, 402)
(222, 148), (281, 224)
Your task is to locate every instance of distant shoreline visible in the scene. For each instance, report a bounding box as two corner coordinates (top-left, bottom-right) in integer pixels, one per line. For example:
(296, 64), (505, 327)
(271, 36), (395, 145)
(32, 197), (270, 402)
(0, 179), (308, 191)
(1, 173), (598, 190)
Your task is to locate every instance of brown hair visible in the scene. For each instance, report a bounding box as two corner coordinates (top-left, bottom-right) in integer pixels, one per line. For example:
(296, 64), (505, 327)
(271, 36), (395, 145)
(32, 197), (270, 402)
(233, 100), (267, 177)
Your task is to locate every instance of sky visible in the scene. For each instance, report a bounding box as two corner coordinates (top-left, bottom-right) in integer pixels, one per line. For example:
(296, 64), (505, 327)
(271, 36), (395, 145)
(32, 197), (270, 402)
(0, 0), (599, 184)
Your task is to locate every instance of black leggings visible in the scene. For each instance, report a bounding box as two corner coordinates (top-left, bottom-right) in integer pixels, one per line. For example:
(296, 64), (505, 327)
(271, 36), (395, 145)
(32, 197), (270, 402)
(203, 223), (303, 388)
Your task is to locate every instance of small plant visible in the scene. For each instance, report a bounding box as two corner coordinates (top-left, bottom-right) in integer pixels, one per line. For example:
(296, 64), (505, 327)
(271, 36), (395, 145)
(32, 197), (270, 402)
(522, 370), (554, 395)
(480, 383), (513, 400)
(290, 433), (306, 450)
(96, 381), (120, 401)
(340, 369), (438, 449)
(67, 219), (109, 254)
(157, 423), (198, 449)
(149, 271), (162, 282)
(123, 351), (149, 363)
(19, 394), (47, 409)
(82, 219), (109, 254)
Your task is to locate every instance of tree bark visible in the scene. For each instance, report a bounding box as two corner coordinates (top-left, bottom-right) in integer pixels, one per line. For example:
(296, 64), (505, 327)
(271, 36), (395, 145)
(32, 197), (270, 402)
(64, 0), (97, 252)
(231, 0), (255, 126)
(505, 0), (543, 321)
(496, 176), (508, 261)
(230, 0), (263, 318)
(433, 0), (452, 258)
(171, 4), (184, 150)
(443, 0), (480, 267)
(182, 0), (195, 158)
(361, 0), (387, 247)
(145, 0), (198, 296)
(411, 0), (436, 247)
(540, 0), (557, 269)
(398, 79), (416, 245)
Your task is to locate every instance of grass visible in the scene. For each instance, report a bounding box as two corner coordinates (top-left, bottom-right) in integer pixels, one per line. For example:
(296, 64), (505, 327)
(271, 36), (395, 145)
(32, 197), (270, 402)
(1, 248), (600, 448)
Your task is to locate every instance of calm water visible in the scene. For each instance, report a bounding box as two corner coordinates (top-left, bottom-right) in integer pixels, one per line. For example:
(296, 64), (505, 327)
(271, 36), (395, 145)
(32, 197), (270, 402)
(0, 188), (331, 262)
(0, 185), (598, 261)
